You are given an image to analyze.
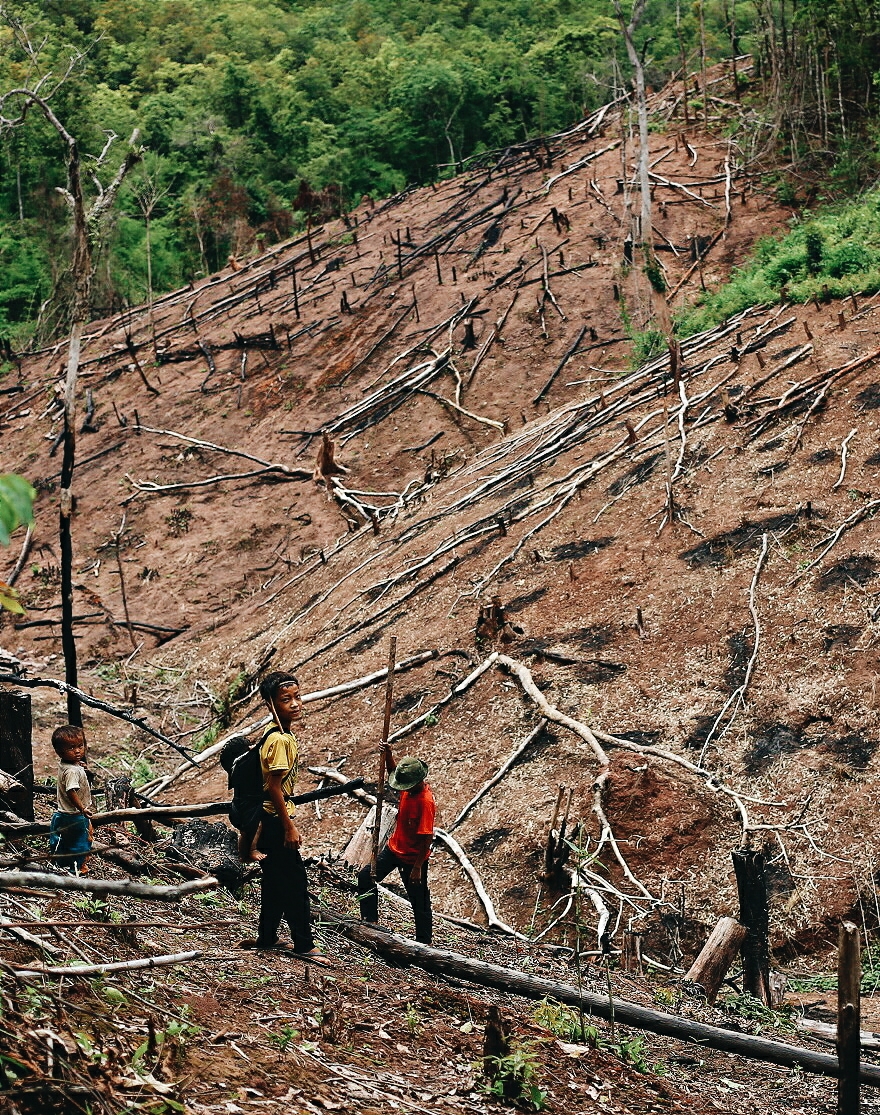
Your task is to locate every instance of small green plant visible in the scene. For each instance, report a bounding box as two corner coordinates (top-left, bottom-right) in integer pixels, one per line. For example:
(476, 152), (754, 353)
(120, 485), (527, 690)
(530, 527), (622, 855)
(404, 1003), (421, 1036)
(165, 506), (192, 536)
(630, 327), (666, 367)
(861, 949), (880, 993)
(804, 228), (824, 275)
(719, 992), (794, 1032)
(424, 712), (439, 727)
(481, 1041), (547, 1109)
(74, 895), (111, 920)
(614, 1034), (662, 1074)
(533, 999), (597, 1044)
(131, 1015), (199, 1076)
(268, 1024), (300, 1051)
(788, 973), (836, 993)
(644, 254), (666, 293)
(194, 890), (224, 908)
(533, 1000), (664, 1075)
(105, 749), (153, 785)
(193, 724), (221, 751)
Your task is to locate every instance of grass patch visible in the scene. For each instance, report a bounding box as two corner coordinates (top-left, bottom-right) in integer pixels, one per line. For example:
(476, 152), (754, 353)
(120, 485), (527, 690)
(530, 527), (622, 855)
(677, 189), (880, 336)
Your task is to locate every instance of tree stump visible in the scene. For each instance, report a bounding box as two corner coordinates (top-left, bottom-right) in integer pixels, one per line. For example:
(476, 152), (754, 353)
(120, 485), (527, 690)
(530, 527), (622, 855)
(104, 775), (157, 842)
(623, 931), (643, 974)
(732, 847), (771, 1004)
(0, 689), (33, 821)
(167, 819), (253, 891)
(683, 917), (748, 1003)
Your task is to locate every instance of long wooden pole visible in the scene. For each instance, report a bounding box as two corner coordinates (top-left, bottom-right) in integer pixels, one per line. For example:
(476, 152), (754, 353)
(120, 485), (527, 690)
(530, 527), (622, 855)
(371, 636), (397, 877)
(838, 920), (862, 1115)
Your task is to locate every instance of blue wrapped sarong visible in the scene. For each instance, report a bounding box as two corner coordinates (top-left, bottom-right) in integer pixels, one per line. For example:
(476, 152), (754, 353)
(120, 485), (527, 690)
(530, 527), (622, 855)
(49, 812), (91, 871)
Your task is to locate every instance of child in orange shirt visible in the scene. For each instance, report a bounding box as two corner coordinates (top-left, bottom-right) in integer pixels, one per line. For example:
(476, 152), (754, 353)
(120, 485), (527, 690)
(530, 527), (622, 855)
(358, 746), (434, 944)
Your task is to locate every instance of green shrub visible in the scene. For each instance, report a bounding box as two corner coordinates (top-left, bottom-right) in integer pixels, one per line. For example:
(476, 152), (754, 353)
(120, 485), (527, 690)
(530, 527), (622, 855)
(677, 188), (880, 336)
(826, 242), (872, 278)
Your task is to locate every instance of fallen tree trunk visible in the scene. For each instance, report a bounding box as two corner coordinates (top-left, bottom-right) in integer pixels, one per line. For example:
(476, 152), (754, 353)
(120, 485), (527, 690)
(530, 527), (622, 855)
(322, 916), (880, 1085)
(0, 872), (217, 901)
(0, 779), (366, 837)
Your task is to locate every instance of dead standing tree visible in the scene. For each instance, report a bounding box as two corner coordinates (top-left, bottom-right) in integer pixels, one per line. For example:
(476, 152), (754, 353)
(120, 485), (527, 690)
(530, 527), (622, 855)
(0, 12), (142, 722)
(613, 0), (686, 534)
(612, 0), (654, 273)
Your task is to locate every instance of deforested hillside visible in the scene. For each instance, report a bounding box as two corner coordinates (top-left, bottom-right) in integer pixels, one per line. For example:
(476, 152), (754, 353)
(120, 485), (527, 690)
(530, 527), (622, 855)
(4, 60), (880, 1114)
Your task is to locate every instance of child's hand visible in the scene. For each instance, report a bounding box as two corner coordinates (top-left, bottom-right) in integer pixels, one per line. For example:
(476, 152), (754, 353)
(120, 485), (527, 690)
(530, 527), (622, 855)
(409, 863), (423, 883)
(283, 823), (302, 849)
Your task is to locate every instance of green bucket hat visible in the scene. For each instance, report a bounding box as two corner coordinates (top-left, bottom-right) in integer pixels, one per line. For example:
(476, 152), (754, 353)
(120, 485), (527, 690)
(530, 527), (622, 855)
(388, 756), (428, 791)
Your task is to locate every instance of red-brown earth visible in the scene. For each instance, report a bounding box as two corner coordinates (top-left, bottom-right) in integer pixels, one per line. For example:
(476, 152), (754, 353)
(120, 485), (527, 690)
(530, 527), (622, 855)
(2, 61), (880, 1113)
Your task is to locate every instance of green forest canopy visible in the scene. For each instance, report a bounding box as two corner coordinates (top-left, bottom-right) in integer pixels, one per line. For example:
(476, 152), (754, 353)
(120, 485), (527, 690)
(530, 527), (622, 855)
(1, 0), (878, 343)
(0, 0), (744, 340)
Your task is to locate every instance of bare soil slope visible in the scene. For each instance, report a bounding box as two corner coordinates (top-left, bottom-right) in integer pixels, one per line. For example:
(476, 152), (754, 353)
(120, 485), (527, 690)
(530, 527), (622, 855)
(3, 62), (880, 1113)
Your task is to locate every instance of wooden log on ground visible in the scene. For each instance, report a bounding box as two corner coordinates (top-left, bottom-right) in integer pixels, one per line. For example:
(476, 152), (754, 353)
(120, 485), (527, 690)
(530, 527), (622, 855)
(796, 1019), (880, 1050)
(0, 871), (217, 900)
(0, 689), (33, 821)
(683, 916), (747, 1003)
(0, 779), (366, 837)
(839, 920), (862, 1115)
(732, 846), (771, 1004)
(321, 915), (880, 1086)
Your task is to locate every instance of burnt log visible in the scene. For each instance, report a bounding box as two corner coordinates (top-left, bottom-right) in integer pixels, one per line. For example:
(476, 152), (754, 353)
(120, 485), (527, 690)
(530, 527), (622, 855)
(167, 819), (254, 891)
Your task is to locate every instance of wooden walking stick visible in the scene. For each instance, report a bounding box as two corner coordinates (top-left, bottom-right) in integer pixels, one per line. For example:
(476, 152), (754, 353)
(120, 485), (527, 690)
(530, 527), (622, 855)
(371, 636), (398, 877)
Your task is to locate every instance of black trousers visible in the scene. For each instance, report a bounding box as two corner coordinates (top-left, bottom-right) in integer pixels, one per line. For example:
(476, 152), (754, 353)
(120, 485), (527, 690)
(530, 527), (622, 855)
(357, 845), (432, 944)
(257, 814), (315, 952)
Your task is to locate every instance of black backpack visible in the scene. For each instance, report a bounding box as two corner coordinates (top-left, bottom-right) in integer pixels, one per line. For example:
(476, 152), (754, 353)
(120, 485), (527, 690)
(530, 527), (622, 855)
(220, 732), (271, 839)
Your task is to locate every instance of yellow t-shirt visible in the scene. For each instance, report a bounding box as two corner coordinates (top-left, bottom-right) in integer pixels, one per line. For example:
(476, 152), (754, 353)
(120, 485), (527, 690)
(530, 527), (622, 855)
(260, 729), (298, 818)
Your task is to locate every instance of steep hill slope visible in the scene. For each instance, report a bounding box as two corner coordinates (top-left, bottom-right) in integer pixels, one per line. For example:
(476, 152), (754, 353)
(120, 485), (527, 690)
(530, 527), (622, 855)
(3, 59), (878, 981)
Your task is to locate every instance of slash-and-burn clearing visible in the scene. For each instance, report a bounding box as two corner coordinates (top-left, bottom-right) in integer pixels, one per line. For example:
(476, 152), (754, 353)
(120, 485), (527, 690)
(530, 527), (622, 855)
(3, 61), (880, 1113)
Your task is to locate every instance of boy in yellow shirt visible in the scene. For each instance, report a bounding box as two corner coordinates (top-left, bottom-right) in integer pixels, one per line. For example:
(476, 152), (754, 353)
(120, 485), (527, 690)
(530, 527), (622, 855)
(240, 671), (331, 965)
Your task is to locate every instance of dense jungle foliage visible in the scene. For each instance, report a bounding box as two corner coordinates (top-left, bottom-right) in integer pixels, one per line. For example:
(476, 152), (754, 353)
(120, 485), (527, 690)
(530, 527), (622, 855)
(0, 0), (878, 344)
(0, 0), (739, 342)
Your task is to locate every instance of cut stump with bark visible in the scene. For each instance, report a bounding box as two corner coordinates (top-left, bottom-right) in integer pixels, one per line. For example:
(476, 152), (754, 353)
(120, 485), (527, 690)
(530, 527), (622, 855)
(343, 802), (397, 869)
(838, 920), (862, 1115)
(683, 916), (747, 1003)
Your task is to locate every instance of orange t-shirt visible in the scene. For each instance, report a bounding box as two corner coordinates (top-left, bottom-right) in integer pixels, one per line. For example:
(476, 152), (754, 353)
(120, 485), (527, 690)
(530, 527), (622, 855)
(388, 783), (435, 863)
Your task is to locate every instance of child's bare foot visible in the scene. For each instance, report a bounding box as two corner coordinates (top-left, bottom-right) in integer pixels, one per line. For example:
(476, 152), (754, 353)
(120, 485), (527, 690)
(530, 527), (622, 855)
(250, 849), (266, 862)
